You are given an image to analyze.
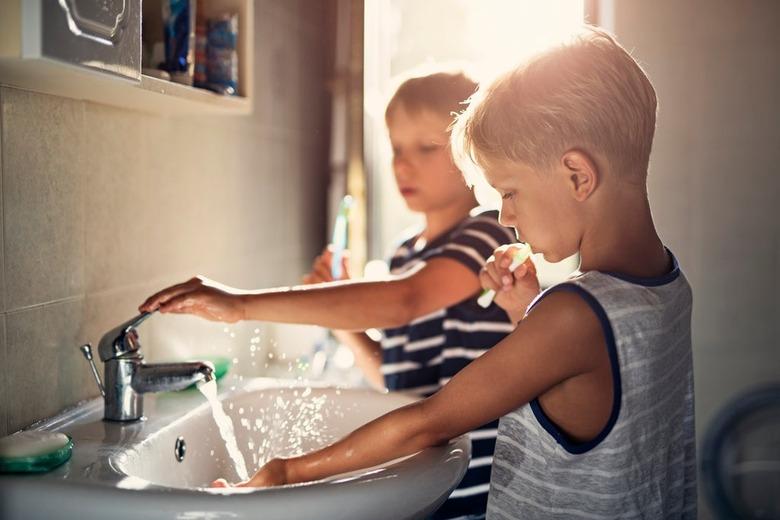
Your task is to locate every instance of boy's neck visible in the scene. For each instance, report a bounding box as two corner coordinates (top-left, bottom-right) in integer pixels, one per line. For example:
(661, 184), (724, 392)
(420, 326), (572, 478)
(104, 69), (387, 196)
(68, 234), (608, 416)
(579, 189), (670, 279)
(422, 194), (478, 242)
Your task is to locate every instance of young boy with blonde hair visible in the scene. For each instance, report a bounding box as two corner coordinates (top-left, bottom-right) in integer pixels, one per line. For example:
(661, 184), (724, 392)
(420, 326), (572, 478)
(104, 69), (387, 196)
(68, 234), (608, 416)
(143, 27), (696, 518)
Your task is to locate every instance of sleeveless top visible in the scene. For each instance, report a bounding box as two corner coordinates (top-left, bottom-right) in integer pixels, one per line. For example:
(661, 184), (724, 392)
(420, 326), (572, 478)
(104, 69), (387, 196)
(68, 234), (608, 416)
(487, 251), (696, 519)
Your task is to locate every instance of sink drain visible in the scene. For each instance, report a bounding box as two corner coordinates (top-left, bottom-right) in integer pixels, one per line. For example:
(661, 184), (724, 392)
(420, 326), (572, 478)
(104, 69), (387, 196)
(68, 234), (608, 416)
(174, 436), (186, 462)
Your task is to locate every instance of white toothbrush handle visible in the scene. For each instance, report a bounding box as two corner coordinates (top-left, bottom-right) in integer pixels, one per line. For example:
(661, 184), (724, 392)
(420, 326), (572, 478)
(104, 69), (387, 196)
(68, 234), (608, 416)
(477, 289), (497, 308)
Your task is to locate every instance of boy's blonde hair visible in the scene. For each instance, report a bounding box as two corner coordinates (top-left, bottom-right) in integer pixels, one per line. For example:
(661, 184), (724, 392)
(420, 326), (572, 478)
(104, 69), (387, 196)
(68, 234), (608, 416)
(452, 27), (657, 181)
(385, 67), (478, 126)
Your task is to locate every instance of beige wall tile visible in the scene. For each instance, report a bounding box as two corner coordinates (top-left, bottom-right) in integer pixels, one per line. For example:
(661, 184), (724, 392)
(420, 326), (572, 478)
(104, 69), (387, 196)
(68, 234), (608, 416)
(82, 103), (151, 294)
(1, 88), (85, 311)
(0, 87), (4, 313)
(5, 300), (90, 432)
(0, 315), (7, 436)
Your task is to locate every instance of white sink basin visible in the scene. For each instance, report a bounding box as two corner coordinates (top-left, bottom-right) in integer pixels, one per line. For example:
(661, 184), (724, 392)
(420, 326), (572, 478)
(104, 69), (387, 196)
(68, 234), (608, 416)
(0, 377), (470, 520)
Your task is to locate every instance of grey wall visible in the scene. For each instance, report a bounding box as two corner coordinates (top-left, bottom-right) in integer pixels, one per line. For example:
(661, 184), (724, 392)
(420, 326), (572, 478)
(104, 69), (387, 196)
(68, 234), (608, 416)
(610, 0), (780, 515)
(0, 1), (331, 436)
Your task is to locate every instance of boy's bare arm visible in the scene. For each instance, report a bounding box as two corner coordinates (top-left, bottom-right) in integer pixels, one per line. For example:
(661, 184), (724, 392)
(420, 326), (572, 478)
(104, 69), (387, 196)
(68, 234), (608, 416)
(233, 290), (605, 487)
(139, 257), (481, 331)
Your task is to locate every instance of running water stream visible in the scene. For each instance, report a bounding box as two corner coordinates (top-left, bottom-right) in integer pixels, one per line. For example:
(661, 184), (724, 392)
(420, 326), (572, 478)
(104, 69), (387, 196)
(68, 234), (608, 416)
(198, 379), (249, 482)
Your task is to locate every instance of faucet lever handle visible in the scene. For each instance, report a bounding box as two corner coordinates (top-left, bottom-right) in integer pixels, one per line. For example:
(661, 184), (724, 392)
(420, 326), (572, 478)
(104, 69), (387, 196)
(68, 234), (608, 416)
(97, 311), (156, 362)
(79, 343), (105, 397)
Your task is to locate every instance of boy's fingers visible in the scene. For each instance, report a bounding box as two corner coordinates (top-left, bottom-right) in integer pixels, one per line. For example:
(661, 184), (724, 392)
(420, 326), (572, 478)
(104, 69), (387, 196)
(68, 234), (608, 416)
(140, 279), (199, 312)
(488, 255), (512, 283)
(499, 252), (512, 269)
(340, 257), (350, 279)
(479, 268), (501, 291)
(313, 261), (333, 282)
(159, 291), (203, 314)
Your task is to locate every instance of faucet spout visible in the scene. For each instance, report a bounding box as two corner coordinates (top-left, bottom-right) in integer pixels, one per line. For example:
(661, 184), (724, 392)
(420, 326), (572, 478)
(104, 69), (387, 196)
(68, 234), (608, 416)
(132, 361), (215, 393)
(82, 312), (217, 422)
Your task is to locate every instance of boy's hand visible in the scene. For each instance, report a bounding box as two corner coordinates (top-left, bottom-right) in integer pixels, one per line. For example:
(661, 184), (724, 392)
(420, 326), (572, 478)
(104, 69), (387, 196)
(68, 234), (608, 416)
(138, 276), (246, 323)
(210, 458), (288, 488)
(302, 245), (350, 284)
(480, 244), (540, 322)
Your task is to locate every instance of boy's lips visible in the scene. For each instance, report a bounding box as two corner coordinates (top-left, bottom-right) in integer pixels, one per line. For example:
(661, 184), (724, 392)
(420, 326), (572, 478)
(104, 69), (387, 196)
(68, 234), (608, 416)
(400, 187), (417, 197)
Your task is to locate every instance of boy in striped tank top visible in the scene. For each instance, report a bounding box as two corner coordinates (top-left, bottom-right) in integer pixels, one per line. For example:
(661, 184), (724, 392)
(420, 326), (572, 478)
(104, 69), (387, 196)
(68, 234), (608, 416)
(143, 26), (696, 519)
(142, 69), (517, 518)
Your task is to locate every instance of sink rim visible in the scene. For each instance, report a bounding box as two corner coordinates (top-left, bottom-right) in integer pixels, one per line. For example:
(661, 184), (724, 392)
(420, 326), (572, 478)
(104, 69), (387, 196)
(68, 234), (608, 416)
(1, 377), (471, 497)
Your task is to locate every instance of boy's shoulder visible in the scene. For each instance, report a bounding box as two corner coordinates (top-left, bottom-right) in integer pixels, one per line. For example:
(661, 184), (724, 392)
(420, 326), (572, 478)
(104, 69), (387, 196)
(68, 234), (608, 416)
(525, 260), (692, 357)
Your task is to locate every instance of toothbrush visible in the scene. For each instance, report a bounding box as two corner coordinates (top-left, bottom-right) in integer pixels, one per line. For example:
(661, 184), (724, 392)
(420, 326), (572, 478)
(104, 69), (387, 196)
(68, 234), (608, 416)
(477, 243), (533, 308)
(331, 195), (353, 279)
(310, 195), (353, 378)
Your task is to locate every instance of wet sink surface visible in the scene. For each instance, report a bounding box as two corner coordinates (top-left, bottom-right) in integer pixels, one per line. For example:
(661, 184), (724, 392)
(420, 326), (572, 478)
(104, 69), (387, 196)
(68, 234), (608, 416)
(0, 377), (470, 520)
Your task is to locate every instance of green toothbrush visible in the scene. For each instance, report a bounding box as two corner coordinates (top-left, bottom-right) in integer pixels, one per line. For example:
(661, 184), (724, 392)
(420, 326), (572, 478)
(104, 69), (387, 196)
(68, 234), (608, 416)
(331, 195), (353, 279)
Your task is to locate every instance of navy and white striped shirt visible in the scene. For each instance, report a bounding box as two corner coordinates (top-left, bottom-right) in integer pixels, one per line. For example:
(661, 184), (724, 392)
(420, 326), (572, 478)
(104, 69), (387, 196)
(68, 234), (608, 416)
(381, 209), (516, 519)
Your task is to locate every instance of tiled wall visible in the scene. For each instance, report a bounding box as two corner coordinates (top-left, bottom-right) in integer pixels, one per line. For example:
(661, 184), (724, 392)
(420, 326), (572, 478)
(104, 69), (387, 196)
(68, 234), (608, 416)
(0, 1), (331, 436)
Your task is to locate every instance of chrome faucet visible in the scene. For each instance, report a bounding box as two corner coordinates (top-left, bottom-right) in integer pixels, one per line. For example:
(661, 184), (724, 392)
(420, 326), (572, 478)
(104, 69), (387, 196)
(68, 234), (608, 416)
(79, 312), (214, 422)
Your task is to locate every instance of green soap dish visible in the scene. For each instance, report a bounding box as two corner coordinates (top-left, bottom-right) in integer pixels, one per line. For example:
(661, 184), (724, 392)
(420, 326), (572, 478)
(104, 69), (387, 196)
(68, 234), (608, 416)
(0, 434), (73, 474)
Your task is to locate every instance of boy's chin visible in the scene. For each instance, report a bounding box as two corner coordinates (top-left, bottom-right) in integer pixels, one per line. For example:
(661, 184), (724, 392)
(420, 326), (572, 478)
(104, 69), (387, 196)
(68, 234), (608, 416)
(402, 199), (430, 213)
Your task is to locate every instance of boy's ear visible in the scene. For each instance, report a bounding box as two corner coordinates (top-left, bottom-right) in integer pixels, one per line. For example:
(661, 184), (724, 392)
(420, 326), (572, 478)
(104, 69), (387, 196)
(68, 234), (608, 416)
(560, 150), (598, 201)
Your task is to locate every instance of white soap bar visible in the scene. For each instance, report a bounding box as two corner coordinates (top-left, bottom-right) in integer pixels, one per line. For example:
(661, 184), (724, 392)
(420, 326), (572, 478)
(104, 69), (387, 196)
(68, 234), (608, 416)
(0, 431), (69, 458)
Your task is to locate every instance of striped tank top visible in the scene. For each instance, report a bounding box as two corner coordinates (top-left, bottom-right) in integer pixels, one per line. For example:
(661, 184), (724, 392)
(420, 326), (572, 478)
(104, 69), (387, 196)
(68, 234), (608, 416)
(487, 251), (696, 519)
(382, 209), (516, 519)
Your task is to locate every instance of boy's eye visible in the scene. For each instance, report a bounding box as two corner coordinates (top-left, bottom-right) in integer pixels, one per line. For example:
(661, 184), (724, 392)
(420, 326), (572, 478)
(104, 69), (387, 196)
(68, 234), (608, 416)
(501, 191), (515, 200)
(419, 144), (441, 153)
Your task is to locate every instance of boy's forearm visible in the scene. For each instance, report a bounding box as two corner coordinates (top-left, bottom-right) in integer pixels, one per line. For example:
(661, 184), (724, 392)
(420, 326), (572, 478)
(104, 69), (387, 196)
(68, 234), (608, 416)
(238, 280), (415, 330)
(282, 401), (447, 485)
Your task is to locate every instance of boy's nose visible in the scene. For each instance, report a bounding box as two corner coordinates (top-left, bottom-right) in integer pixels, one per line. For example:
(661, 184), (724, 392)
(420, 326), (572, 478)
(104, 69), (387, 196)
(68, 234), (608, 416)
(393, 158), (415, 179)
(498, 203), (515, 227)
